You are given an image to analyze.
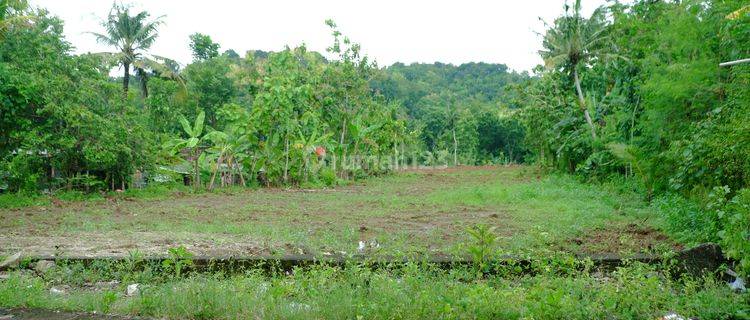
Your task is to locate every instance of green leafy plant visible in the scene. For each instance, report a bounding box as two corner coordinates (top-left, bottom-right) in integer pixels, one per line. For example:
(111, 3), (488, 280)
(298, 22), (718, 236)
(162, 246), (194, 278)
(169, 111), (208, 191)
(466, 224), (498, 272)
(718, 188), (750, 276)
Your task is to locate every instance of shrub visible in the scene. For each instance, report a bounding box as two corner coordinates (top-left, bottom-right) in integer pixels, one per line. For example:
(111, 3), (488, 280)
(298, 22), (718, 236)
(654, 194), (720, 245)
(318, 167), (337, 187)
(719, 188), (750, 276)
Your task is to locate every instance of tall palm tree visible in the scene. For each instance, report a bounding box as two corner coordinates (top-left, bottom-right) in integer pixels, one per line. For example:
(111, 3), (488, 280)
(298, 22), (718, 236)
(90, 3), (165, 97)
(539, 0), (615, 139)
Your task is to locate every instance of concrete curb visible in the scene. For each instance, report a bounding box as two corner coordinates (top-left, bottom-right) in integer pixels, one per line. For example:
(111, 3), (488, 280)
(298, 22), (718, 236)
(6, 243), (728, 276)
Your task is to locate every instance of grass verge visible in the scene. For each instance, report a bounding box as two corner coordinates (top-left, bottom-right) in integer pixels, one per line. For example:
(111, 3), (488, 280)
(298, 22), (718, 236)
(0, 260), (746, 319)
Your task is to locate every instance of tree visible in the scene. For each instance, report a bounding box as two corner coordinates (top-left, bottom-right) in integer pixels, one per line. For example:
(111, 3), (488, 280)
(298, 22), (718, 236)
(170, 111), (208, 191)
(189, 33), (219, 61)
(90, 3), (164, 97)
(539, 0), (616, 139)
(184, 57), (235, 127)
(205, 125), (248, 190)
(0, 0), (30, 38)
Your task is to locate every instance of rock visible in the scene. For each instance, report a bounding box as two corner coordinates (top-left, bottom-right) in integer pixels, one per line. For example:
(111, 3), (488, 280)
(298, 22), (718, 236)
(288, 302), (312, 311)
(369, 239), (380, 249)
(94, 280), (120, 290)
(0, 273), (10, 281)
(33, 260), (56, 274)
(729, 277), (746, 292)
(126, 283), (140, 297)
(674, 243), (726, 276)
(660, 312), (697, 320)
(0, 252), (22, 270)
(0, 314), (14, 320)
(726, 269), (747, 292)
(49, 286), (67, 295)
(357, 240), (380, 253)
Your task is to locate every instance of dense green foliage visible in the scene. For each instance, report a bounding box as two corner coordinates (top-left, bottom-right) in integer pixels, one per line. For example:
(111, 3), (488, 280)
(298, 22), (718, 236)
(0, 7), (153, 192)
(0, 4), (410, 192)
(519, 0), (750, 274)
(373, 62), (529, 163)
(0, 2), (535, 195)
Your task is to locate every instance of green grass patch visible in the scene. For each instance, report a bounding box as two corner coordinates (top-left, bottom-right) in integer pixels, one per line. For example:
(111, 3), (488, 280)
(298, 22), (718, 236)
(0, 262), (746, 319)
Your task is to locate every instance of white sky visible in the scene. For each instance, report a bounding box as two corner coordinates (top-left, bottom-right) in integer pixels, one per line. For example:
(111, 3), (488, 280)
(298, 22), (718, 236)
(30, 0), (609, 72)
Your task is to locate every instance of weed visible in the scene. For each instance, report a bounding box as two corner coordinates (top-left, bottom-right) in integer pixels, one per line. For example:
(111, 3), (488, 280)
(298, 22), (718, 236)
(466, 224), (497, 273)
(0, 262), (746, 319)
(162, 246), (194, 278)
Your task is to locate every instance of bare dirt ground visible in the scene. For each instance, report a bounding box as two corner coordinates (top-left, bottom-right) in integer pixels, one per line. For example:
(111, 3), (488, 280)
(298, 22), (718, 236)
(0, 308), (143, 320)
(0, 166), (680, 258)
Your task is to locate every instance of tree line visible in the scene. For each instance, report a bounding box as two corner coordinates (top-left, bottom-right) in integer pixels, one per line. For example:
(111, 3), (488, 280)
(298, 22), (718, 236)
(521, 0), (749, 274)
(0, 1), (528, 193)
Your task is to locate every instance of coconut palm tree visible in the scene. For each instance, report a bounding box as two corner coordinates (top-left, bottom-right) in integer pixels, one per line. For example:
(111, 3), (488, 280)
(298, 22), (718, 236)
(539, 0), (616, 139)
(90, 3), (168, 97)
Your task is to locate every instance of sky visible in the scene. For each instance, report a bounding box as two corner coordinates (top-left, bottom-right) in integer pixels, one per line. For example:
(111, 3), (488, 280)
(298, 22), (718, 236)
(30, 0), (609, 72)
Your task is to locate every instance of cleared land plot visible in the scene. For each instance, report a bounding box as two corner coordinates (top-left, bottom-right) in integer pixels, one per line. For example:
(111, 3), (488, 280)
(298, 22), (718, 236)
(0, 166), (680, 258)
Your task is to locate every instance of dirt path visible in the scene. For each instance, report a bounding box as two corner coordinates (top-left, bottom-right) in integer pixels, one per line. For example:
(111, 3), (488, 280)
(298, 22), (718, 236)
(0, 308), (143, 320)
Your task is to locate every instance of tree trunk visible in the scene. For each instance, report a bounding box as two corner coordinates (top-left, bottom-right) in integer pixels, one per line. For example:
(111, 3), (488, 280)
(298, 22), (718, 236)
(123, 62), (130, 97)
(141, 75), (148, 98)
(573, 69), (597, 139)
(238, 159), (246, 187)
(193, 149), (200, 191)
(338, 118), (347, 177)
(283, 135), (289, 184)
(208, 153), (223, 191)
(393, 143), (398, 171)
(303, 154), (309, 182)
(540, 146), (545, 165)
(353, 140), (360, 169)
(401, 143), (405, 168)
(452, 127), (458, 166)
(332, 153), (337, 175)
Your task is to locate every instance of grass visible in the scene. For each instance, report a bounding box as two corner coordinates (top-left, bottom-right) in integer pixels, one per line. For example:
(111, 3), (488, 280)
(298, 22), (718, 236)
(0, 260), (746, 319)
(0, 183), (195, 209)
(0, 166), (677, 257)
(0, 166), (744, 319)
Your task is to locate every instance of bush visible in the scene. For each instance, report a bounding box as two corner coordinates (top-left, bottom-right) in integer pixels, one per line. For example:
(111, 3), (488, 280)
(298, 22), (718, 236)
(318, 167), (337, 187)
(654, 194), (720, 245)
(719, 188), (750, 276)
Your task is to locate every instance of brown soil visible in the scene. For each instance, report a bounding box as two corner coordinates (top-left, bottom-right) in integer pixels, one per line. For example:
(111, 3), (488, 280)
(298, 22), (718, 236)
(0, 308), (143, 320)
(0, 166), (676, 258)
(571, 223), (683, 254)
(1, 232), (269, 257)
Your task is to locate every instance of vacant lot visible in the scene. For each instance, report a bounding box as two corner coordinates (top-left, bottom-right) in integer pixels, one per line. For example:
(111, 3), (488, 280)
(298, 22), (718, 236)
(1, 166), (678, 258)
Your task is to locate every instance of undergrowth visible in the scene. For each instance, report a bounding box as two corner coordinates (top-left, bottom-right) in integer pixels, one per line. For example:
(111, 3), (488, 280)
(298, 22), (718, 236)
(0, 259), (746, 320)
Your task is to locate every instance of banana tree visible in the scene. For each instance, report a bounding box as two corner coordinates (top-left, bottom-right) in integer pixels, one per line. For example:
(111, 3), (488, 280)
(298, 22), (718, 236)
(169, 111), (207, 191)
(348, 115), (382, 169)
(295, 127), (332, 182)
(254, 132), (284, 186)
(205, 125), (249, 190)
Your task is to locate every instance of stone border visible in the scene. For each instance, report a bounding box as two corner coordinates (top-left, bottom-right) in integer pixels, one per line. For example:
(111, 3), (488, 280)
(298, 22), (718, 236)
(5, 243), (728, 276)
